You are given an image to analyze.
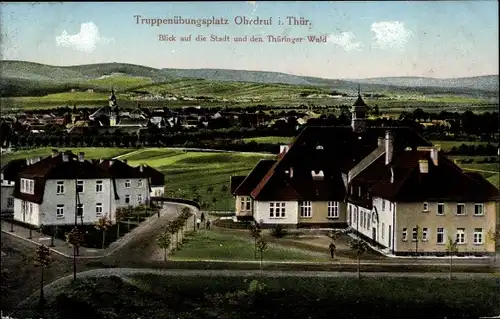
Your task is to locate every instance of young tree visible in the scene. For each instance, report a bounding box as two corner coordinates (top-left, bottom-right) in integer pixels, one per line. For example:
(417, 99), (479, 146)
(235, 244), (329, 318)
(181, 206), (193, 231)
(65, 227), (85, 256)
(115, 208), (127, 239)
(165, 221), (176, 252)
(220, 184), (229, 212)
(445, 236), (459, 280)
(487, 229), (499, 262)
(249, 222), (262, 260)
(255, 236), (268, 277)
(207, 185), (214, 196)
(94, 215), (113, 250)
(212, 197), (218, 214)
(156, 231), (172, 262)
(34, 244), (52, 313)
(349, 237), (369, 279)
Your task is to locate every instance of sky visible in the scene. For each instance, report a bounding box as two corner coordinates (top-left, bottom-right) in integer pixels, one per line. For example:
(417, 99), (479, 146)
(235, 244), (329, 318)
(1, 1), (498, 79)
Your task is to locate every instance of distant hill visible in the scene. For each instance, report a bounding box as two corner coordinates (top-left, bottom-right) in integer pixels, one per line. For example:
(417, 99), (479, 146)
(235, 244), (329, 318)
(0, 60), (498, 98)
(349, 76), (499, 92)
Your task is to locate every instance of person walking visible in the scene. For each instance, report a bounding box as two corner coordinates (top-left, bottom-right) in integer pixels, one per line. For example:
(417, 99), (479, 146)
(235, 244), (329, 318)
(201, 212), (205, 224)
(196, 218), (201, 230)
(329, 242), (336, 259)
(206, 219), (211, 230)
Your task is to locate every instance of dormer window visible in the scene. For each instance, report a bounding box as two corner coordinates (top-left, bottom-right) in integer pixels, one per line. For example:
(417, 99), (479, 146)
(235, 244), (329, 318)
(311, 170), (324, 181)
(358, 186), (362, 197)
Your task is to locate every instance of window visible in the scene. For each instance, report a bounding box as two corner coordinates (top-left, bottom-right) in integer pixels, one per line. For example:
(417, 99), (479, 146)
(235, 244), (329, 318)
(358, 186), (362, 197)
(367, 213), (371, 228)
(382, 199), (386, 211)
(422, 227), (428, 241)
(56, 204), (64, 219)
(7, 197), (14, 208)
(96, 180), (103, 193)
(269, 202), (286, 218)
(456, 203), (465, 215)
(77, 204), (84, 217)
(241, 197), (251, 211)
(402, 228), (408, 241)
(474, 203), (484, 216)
(138, 179), (143, 188)
(328, 201), (339, 218)
(20, 178), (35, 194)
(473, 228), (483, 244)
(423, 202), (429, 212)
(412, 228), (418, 241)
(300, 201), (312, 218)
(456, 228), (465, 244)
(437, 228), (445, 244)
(437, 202), (445, 215)
(138, 194), (143, 204)
(125, 195), (130, 204)
(125, 180), (131, 188)
(29, 203), (33, 214)
(96, 203), (103, 217)
(76, 180), (84, 193)
(56, 181), (65, 194)
(353, 207), (357, 223)
(361, 211), (365, 228)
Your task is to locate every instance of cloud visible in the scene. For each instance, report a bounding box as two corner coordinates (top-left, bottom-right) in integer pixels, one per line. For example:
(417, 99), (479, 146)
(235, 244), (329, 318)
(56, 22), (113, 53)
(327, 32), (363, 52)
(370, 21), (412, 50)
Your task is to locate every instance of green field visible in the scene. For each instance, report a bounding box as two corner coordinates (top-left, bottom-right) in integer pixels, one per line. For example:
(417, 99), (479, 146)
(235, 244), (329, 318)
(170, 230), (327, 262)
(121, 148), (275, 209)
(0, 147), (133, 164)
(242, 136), (294, 144)
(86, 75), (153, 90)
(18, 275), (500, 319)
(430, 140), (490, 151)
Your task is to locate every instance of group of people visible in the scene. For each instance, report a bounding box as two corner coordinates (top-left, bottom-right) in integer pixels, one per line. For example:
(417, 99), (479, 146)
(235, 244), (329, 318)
(196, 212), (211, 230)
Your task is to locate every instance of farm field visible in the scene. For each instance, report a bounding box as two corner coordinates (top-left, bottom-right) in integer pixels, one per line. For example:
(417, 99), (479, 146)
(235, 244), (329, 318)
(242, 136), (294, 144)
(429, 140), (491, 151)
(17, 274), (500, 319)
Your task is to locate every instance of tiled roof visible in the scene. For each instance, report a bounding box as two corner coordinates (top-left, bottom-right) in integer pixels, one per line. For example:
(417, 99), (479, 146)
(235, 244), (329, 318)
(230, 176), (246, 194)
(249, 126), (431, 201)
(1, 159), (28, 181)
(138, 164), (164, 186)
(96, 159), (150, 179)
(232, 160), (276, 196)
(357, 150), (499, 202)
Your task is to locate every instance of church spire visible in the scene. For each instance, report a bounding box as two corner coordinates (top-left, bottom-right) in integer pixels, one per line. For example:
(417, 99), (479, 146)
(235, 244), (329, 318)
(351, 85), (368, 133)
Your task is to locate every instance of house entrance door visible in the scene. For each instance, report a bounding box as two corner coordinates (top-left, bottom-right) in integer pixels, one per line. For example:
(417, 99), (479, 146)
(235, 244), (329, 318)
(372, 227), (377, 243)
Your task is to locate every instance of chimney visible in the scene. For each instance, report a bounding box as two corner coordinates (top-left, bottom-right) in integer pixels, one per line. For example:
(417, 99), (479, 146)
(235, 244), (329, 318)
(123, 159), (128, 165)
(62, 153), (69, 162)
(419, 159), (429, 174)
(139, 164), (144, 172)
(99, 159), (104, 164)
(430, 147), (438, 166)
(26, 158), (31, 165)
(290, 167), (294, 178)
(109, 159), (114, 166)
(390, 167), (394, 183)
(36, 157), (41, 163)
(51, 149), (58, 158)
(280, 145), (289, 154)
(78, 152), (85, 162)
(385, 130), (393, 165)
(377, 137), (384, 147)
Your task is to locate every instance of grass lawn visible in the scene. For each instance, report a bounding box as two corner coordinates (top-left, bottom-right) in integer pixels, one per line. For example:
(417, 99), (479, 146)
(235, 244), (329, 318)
(0, 147), (133, 164)
(121, 148), (274, 210)
(86, 75), (153, 90)
(430, 140), (490, 151)
(169, 230), (328, 261)
(19, 274), (500, 319)
(242, 136), (294, 144)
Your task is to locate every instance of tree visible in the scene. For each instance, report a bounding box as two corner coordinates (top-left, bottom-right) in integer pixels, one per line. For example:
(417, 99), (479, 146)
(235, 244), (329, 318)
(445, 236), (458, 280)
(487, 229), (499, 262)
(65, 227), (85, 256)
(165, 221), (176, 251)
(94, 215), (113, 249)
(349, 237), (369, 279)
(212, 197), (218, 213)
(255, 236), (268, 277)
(181, 206), (193, 231)
(220, 185), (229, 211)
(249, 222), (262, 260)
(34, 244), (52, 314)
(115, 208), (128, 239)
(156, 231), (171, 262)
(207, 185), (214, 196)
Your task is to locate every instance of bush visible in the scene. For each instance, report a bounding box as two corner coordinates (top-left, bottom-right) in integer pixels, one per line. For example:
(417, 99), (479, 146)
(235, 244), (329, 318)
(247, 279), (267, 294)
(270, 225), (288, 238)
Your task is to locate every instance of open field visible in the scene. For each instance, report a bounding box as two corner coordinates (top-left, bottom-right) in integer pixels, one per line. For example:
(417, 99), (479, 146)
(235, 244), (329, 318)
(429, 140), (490, 151)
(168, 230), (329, 262)
(242, 136), (294, 144)
(0, 147), (133, 164)
(18, 274), (500, 319)
(85, 75), (153, 90)
(121, 148), (275, 209)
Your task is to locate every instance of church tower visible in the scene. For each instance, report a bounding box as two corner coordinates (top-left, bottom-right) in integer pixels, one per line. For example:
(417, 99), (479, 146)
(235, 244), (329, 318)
(351, 85), (368, 133)
(108, 88), (118, 127)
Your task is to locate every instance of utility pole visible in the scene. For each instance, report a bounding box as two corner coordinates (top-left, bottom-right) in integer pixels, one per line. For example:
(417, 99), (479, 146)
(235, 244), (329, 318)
(73, 177), (77, 281)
